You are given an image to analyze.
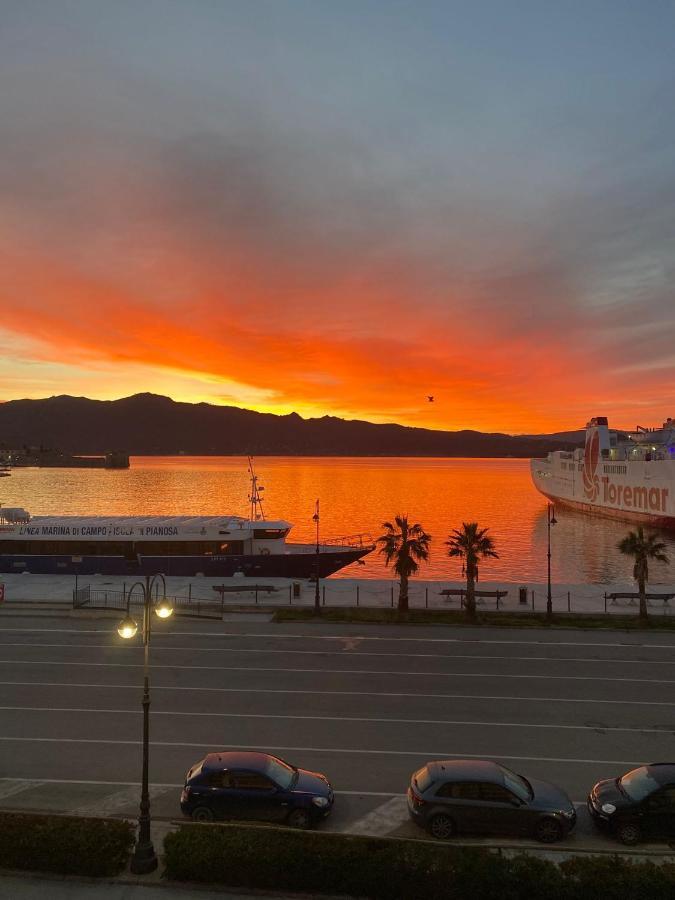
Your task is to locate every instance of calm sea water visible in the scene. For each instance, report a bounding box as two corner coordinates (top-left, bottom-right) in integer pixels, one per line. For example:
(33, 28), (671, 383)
(2, 456), (674, 584)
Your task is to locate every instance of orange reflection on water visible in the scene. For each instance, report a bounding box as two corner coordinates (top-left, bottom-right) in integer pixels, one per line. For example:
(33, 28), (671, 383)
(4, 456), (674, 583)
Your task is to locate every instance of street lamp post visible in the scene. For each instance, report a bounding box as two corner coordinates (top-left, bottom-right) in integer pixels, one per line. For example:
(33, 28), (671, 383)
(313, 500), (321, 615)
(117, 574), (173, 875)
(546, 504), (557, 620)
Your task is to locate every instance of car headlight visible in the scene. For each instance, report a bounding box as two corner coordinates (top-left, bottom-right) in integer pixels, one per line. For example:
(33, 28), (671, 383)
(601, 803), (616, 815)
(311, 796), (329, 808)
(561, 809), (575, 819)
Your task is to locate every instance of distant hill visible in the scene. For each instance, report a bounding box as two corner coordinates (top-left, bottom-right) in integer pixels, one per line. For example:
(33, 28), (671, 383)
(0, 394), (577, 457)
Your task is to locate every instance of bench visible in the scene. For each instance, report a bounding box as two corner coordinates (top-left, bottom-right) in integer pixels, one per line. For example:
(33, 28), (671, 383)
(213, 584), (278, 594)
(212, 584), (279, 603)
(604, 592), (674, 606)
(439, 589), (509, 608)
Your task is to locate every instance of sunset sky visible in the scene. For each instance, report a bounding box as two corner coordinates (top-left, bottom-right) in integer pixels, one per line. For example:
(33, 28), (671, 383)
(2, 0), (674, 434)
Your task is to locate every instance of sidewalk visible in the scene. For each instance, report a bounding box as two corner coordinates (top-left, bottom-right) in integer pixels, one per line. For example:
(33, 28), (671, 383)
(2, 573), (674, 617)
(0, 873), (306, 900)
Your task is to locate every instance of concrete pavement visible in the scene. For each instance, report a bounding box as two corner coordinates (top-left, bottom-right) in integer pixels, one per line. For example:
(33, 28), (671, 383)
(1, 614), (675, 855)
(0, 874), (300, 899)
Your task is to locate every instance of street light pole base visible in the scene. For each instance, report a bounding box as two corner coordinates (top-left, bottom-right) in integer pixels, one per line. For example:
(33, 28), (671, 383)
(130, 840), (158, 875)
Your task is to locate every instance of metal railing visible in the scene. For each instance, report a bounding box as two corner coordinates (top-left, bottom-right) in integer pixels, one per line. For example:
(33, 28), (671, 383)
(72, 585), (224, 619)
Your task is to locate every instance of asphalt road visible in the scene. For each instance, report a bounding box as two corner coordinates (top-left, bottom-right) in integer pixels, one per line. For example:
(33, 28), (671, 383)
(1, 614), (675, 849)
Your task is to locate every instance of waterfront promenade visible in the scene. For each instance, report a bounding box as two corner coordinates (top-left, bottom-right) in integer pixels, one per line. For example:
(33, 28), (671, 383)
(1, 573), (674, 616)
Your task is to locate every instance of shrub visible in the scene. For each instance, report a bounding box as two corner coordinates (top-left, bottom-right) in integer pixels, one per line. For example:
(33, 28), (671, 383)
(164, 823), (675, 900)
(560, 855), (675, 900)
(163, 824), (561, 899)
(0, 811), (134, 877)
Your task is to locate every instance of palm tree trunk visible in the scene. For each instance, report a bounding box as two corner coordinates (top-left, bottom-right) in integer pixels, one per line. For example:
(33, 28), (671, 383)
(398, 574), (409, 615)
(465, 572), (476, 621)
(638, 575), (648, 622)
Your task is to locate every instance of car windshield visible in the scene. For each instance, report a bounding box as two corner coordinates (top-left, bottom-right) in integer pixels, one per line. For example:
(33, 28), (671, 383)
(265, 756), (296, 789)
(619, 767), (660, 802)
(414, 767), (434, 793)
(500, 766), (532, 802)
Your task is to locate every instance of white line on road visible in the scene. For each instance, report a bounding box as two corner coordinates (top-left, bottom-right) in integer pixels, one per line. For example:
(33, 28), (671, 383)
(2, 640), (674, 666)
(339, 796), (409, 836)
(3, 627), (675, 650)
(0, 777), (398, 798)
(1, 658), (673, 684)
(0, 779), (44, 800)
(0, 736), (644, 766)
(0, 705), (670, 734)
(69, 784), (173, 817)
(1, 679), (673, 706)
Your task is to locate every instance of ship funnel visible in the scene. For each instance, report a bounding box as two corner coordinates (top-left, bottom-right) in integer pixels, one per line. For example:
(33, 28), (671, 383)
(586, 416), (611, 456)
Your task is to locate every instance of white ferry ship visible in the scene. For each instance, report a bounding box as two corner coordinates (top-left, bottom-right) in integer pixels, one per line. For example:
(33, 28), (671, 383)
(531, 416), (675, 529)
(0, 462), (374, 576)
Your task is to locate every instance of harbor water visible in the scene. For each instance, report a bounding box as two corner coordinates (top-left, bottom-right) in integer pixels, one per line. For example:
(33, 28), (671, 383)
(2, 456), (674, 584)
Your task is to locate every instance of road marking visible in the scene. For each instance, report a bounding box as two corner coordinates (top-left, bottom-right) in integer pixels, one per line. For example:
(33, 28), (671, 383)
(0, 705), (670, 734)
(339, 796), (409, 836)
(0, 736), (645, 766)
(0, 658), (673, 685)
(2, 640), (675, 666)
(0, 779), (44, 800)
(3, 627), (675, 650)
(0, 776), (397, 798)
(1, 679), (673, 706)
(69, 784), (173, 817)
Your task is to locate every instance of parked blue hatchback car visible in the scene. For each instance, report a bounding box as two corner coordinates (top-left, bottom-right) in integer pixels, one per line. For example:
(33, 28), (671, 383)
(180, 750), (334, 828)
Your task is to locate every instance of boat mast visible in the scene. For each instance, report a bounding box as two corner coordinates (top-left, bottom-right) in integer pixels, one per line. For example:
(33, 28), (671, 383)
(247, 456), (266, 521)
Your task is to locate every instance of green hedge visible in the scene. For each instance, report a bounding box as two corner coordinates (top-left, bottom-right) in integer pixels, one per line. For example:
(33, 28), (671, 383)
(0, 812), (134, 877)
(164, 823), (675, 900)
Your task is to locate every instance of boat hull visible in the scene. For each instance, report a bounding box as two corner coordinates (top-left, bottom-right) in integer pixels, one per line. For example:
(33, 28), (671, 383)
(0, 547), (372, 577)
(535, 488), (675, 530)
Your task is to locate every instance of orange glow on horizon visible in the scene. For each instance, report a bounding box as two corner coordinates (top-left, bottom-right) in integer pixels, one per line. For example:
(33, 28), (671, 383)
(1, 229), (672, 435)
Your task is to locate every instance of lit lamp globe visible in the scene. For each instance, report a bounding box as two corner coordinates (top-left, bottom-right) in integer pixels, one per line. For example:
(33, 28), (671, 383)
(154, 598), (174, 619)
(118, 615), (139, 640)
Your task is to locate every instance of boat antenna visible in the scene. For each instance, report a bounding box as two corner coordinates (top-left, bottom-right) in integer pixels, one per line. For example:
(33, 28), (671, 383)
(247, 456), (266, 521)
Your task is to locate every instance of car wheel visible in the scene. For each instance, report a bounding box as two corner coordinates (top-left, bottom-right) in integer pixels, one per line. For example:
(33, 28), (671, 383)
(191, 806), (215, 823)
(287, 808), (312, 829)
(428, 813), (456, 840)
(616, 820), (641, 845)
(535, 817), (564, 843)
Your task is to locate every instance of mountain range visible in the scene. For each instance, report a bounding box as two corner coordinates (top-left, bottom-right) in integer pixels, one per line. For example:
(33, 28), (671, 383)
(0, 394), (578, 457)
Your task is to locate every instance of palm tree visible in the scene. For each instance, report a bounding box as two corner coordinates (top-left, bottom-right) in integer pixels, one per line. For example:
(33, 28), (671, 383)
(617, 526), (669, 622)
(377, 515), (431, 616)
(446, 523), (499, 621)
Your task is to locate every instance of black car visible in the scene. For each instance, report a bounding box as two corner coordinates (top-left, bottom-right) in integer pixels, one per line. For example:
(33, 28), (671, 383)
(180, 750), (334, 828)
(408, 759), (576, 843)
(588, 763), (675, 845)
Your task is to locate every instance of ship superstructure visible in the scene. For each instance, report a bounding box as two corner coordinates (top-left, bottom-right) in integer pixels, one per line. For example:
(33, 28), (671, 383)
(530, 416), (675, 528)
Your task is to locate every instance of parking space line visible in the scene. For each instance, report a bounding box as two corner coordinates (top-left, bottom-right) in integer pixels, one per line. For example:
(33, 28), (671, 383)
(0, 777), (401, 798)
(0, 779), (44, 800)
(339, 796), (409, 836)
(69, 784), (173, 817)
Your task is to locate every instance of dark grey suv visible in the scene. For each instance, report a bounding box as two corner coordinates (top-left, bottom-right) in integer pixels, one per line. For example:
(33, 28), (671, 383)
(408, 759), (576, 843)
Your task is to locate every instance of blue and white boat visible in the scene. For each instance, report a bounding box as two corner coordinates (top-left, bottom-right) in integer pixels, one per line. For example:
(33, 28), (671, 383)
(0, 462), (373, 577)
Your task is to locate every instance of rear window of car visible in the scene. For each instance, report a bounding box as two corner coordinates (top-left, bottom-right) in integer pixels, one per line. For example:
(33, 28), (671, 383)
(414, 767), (434, 793)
